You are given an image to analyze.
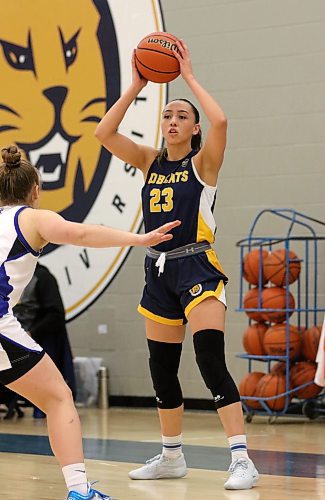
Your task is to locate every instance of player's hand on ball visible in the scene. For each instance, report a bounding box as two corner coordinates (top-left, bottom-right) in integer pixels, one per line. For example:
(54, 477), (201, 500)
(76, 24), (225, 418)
(132, 50), (148, 90)
(139, 220), (181, 247)
(173, 39), (194, 81)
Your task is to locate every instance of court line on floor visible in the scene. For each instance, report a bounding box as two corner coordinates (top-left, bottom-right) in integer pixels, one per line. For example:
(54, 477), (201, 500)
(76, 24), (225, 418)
(0, 433), (324, 479)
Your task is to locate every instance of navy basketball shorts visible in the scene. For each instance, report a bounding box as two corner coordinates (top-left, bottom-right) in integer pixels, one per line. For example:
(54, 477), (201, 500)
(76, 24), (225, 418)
(0, 315), (45, 385)
(138, 248), (229, 326)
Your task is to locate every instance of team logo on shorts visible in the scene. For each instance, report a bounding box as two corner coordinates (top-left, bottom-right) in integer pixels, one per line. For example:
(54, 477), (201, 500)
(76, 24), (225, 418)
(189, 284), (203, 297)
(0, 0), (167, 320)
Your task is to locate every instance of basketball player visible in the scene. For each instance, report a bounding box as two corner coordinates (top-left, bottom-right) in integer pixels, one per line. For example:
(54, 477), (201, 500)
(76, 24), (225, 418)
(95, 39), (259, 490)
(0, 145), (180, 500)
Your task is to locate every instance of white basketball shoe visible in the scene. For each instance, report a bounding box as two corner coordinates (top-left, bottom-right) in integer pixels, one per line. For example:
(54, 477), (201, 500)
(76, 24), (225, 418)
(128, 453), (187, 480)
(224, 457), (259, 490)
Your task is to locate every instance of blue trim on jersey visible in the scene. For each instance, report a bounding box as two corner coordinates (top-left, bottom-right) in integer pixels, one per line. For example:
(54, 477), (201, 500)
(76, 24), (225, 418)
(0, 332), (41, 353)
(14, 206), (40, 257)
(0, 264), (13, 318)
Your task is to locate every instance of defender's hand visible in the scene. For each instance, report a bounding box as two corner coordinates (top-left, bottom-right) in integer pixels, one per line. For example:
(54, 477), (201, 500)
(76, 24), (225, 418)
(138, 220), (181, 247)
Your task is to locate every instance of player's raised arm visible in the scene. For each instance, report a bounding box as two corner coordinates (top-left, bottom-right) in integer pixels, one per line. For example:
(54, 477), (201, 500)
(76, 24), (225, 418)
(95, 51), (157, 173)
(173, 39), (227, 185)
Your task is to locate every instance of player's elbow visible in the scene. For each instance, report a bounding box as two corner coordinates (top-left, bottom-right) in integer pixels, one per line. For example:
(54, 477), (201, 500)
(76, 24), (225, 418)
(216, 115), (227, 129)
(221, 115), (227, 127)
(94, 123), (106, 141)
(57, 222), (87, 246)
(95, 123), (116, 144)
(210, 116), (227, 136)
(71, 225), (88, 246)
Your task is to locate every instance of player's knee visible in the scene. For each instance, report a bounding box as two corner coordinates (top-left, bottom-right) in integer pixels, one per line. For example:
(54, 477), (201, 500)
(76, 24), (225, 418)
(40, 382), (73, 414)
(193, 329), (240, 409)
(148, 339), (183, 409)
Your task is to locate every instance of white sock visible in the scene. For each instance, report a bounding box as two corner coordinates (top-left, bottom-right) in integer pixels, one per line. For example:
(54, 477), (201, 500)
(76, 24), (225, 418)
(62, 463), (88, 495)
(228, 434), (249, 461)
(162, 434), (182, 458)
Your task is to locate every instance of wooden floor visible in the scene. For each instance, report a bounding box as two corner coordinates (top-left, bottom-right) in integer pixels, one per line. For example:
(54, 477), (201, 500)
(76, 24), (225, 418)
(0, 406), (324, 499)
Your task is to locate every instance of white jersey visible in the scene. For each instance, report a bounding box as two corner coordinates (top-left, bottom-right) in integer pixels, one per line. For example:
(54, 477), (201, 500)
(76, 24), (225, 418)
(0, 205), (39, 318)
(0, 205), (43, 372)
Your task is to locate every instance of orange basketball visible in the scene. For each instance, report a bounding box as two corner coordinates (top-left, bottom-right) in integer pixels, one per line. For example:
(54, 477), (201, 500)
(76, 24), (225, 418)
(290, 361), (322, 399)
(242, 323), (268, 355)
(270, 361), (287, 375)
(263, 249), (301, 287)
(301, 325), (322, 362)
(256, 373), (291, 410)
(243, 288), (264, 322)
(263, 324), (301, 359)
(135, 32), (180, 83)
(261, 287), (295, 323)
(243, 249), (268, 286)
(239, 372), (265, 409)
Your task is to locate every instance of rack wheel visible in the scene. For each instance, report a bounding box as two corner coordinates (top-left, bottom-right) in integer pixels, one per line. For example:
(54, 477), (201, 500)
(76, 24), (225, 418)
(246, 413), (253, 423)
(302, 400), (319, 420)
(268, 415), (277, 424)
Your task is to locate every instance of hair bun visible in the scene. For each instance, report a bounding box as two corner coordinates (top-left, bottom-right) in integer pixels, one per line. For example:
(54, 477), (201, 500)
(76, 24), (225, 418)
(1, 145), (21, 169)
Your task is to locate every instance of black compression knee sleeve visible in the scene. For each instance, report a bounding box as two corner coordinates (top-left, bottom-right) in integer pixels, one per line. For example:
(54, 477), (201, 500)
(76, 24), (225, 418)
(147, 339), (183, 409)
(193, 329), (240, 409)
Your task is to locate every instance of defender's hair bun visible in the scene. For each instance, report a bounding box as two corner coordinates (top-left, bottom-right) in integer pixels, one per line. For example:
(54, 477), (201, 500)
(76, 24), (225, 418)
(1, 145), (21, 169)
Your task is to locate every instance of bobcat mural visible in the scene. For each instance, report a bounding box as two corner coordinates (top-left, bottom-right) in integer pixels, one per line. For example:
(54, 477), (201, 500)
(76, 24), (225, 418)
(0, 0), (165, 319)
(0, 0), (119, 216)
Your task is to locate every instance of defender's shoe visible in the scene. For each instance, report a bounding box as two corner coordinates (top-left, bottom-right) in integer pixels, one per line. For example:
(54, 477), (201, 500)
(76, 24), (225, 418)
(224, 457), (259, 490)
(67, 486), (111, 499)
(128, 453), (187, 480)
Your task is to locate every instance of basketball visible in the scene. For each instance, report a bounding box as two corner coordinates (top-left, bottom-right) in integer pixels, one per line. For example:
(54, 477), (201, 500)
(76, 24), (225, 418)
(290, 361), (322, 399)
(243, 287), (264, 321)
(242, 323), (267, 355)
(301, 325), (322, 362)
(255, 373), (290, 410)
(264, 249), (301, 287)
(261, 286), (295, 323)
(270, 361), (287, 375)
(239, 372), (265, 409)
(243, 249), (268, 285)
(263, 323), (301, 359)
(135, 32), (180, 83)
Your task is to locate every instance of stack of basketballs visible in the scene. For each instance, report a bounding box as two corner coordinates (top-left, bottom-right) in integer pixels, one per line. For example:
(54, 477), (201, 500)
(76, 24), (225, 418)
(239, 248), (322, 411)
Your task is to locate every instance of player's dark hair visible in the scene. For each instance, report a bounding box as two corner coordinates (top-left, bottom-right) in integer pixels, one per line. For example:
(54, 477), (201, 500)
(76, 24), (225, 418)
(0, 145), (40, 205)
(157, 98), (202, 164)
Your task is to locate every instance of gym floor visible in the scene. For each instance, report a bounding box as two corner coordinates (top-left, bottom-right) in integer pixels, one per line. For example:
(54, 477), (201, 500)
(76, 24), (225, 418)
(0, 407), (324, 499)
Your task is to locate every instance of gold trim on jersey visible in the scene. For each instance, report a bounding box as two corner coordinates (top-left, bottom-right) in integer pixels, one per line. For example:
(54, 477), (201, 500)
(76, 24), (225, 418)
(197, 211), (214, 243)
(137, 305), (184, 326)
(185, 280), (224, 318)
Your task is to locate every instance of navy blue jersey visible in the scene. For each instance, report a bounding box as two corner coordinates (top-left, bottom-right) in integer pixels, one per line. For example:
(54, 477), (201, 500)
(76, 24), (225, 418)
(142, 151), (218, 252)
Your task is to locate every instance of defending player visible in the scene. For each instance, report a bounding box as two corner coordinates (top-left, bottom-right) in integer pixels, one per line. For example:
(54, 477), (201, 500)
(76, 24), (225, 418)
(0, 145), (180, 500)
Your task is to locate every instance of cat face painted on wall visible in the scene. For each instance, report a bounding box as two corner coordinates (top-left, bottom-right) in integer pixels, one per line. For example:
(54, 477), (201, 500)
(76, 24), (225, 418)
(0, 0), (106, 212)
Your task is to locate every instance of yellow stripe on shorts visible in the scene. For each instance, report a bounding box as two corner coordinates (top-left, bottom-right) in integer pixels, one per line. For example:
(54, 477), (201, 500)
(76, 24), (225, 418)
(185, 281), (224, 318)
(137, 305), (184, 326)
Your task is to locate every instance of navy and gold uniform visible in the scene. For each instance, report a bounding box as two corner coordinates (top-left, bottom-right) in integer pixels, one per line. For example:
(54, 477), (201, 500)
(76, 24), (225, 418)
(138, 151), (228, 325)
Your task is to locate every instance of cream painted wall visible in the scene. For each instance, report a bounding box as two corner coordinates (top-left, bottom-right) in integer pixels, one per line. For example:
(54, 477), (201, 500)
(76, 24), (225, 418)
(67, 0), (325, 400)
